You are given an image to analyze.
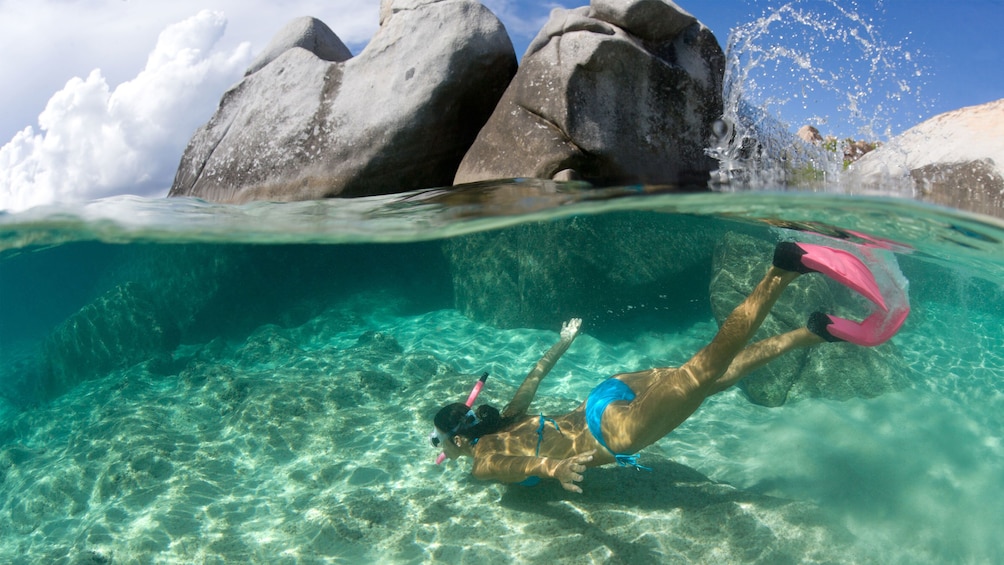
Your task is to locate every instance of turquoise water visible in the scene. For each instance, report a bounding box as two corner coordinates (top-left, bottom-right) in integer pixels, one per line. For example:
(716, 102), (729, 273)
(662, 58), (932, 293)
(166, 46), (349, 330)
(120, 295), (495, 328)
(1, 182), (1002, 563)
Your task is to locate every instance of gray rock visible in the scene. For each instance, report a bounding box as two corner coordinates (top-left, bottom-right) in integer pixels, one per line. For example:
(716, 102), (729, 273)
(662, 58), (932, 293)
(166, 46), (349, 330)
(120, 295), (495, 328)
(236, 324), (305, 368)
(245, 16), (351, 76)
(850, 98), (1004, 218)
(454, 0), (724, 186)
(169, 0), (516, 203)
(909, 159), (1004, 218)
(41, 282), (180, 398)
(710, 232), (911, 406)
(591, 0), (697, 41)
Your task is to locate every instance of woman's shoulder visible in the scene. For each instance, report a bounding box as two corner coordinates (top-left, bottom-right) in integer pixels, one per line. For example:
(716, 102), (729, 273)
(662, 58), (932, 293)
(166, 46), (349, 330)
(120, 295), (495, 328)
(476, 415), (537, 443)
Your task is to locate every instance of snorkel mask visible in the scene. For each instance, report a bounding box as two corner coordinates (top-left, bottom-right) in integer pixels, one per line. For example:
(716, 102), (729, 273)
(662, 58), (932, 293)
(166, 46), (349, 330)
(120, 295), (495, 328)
(433, 372), (488, 464)
(430, 409), (479, 446)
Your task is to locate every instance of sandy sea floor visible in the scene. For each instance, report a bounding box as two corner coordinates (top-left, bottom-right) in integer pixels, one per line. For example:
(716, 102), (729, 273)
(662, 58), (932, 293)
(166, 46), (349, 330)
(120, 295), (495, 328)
(1, 293), (1002, 564)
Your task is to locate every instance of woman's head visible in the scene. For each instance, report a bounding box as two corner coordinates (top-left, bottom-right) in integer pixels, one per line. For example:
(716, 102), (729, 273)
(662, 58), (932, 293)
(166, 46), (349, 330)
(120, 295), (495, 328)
(430, 403), (510, 456)
(433, 403), (474, 437)
(430, 403), (476, 460)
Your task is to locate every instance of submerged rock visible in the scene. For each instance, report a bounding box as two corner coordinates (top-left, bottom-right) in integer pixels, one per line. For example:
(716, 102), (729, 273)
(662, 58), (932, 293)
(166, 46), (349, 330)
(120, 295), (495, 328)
(454, 0), (725, 186)
(236, 324), (306, 368)
(353, 331), (404, 356)
(445, 212), (725, 332)
(850, 98), (1004, 218)
(169, 0), (516, 203)
(356, 370), (402, 396)
(710, 233), (911, 406)
(29, 247), (229, 397)
(42, 282), (180, 398)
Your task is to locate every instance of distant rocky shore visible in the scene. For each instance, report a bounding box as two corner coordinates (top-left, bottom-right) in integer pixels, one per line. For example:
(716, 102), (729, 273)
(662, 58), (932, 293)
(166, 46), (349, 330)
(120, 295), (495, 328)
(850, 99), (1004, 217)
(795, 125), (878, 167)
(794, 99), (1004, 218)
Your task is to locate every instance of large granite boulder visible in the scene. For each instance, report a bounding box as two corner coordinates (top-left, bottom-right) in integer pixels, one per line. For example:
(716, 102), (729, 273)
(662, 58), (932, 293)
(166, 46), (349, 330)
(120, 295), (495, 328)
(244, 16), (352, 76)
(454, 0), (725, 186)
(850, 98), (1004, 218)
(169, 0), (516, 203)
(710, 233), (912, 406)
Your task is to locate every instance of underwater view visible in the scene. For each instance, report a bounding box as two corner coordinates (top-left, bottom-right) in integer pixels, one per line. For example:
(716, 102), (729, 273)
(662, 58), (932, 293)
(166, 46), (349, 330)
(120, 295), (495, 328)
(0, 185), (1002, 564)
(2, 0), (1003, 563)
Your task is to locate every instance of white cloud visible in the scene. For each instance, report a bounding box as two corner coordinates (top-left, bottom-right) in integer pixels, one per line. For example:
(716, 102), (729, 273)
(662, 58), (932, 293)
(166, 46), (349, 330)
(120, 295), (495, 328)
(0, 0), (556, 212)
(0, 10), (253, 211)
(0, 1), (385, 212)
(0, 1), (382, 142)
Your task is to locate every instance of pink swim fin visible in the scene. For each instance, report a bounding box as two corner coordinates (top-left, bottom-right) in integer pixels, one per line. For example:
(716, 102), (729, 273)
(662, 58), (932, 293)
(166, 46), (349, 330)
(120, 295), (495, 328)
(809, 307), (910, 347)
(774, 242), (887, 311)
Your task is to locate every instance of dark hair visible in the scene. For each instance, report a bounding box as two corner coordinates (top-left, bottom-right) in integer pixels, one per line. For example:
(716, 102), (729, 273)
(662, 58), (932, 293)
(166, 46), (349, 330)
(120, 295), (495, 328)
(434, 402), (515, 442)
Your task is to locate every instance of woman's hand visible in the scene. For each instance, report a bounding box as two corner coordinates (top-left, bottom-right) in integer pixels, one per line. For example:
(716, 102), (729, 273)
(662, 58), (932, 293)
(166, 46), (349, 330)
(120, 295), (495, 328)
(552, 450), (594, 493)
(560, 318), (582, 342)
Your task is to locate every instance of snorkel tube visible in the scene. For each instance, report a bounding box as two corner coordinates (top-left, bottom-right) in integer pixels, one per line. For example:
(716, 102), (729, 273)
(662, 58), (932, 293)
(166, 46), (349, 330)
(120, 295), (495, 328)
(435, 372), (488, 465)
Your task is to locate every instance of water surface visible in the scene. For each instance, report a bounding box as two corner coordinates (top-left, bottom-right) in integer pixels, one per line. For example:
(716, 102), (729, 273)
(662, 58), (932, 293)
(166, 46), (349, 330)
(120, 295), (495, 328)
(1, 182), (1002, 563)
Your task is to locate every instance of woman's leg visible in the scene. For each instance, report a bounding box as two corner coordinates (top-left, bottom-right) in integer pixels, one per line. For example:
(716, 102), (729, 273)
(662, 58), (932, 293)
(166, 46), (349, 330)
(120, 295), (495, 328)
(710, 327), (824, 394)
(601, 265), (800, 453)
(683, 265), (800, 384)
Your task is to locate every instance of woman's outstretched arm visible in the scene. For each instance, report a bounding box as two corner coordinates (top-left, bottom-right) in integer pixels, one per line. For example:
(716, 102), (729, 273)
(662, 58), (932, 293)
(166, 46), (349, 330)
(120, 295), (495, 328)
(472, 450), (595, 492)
(501, 318), (581, 419)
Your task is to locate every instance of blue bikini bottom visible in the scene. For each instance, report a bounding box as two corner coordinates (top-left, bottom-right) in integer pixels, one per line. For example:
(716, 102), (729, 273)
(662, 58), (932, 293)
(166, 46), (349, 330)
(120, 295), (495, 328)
(516, 379), (650, 488)
(584, 378), (650, 470)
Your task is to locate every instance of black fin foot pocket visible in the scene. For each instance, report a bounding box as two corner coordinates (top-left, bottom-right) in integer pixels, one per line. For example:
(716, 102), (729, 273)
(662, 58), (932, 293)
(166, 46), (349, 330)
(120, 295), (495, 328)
(773, 241), (814, 274)
(807, 311), (844, 342)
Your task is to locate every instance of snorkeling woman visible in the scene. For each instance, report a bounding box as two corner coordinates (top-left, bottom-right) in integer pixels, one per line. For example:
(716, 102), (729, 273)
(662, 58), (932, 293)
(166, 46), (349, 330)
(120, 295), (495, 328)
(431, 242), (909, 493)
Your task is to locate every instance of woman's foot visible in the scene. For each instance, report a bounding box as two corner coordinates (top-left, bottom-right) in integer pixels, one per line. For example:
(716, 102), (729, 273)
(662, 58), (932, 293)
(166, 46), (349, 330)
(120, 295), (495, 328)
(772, 241), (885, 309)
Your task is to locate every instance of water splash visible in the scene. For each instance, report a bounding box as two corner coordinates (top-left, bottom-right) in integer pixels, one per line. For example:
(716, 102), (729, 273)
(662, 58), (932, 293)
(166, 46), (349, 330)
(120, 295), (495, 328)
(707, 0), (928, 188)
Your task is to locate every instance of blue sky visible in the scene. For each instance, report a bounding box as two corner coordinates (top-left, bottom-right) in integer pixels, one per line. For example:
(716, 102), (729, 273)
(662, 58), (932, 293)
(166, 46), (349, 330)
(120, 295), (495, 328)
(1, 0), (1001, 210)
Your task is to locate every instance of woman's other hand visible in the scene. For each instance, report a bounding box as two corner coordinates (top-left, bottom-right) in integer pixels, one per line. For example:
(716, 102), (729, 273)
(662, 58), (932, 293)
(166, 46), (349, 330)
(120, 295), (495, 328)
(552, 450), (594, 493)
(561, 318), (582, 342)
